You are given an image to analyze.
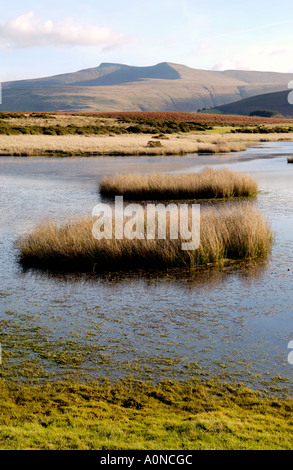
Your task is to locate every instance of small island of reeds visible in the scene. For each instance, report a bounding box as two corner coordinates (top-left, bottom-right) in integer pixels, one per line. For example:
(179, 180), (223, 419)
(99, 168), (258, 201)
(18, 203), (273, 272)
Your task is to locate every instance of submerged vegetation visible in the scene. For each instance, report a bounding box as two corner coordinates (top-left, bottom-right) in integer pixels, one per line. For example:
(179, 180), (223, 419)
(100, 168), (258, 201)
(17, 203), (273, 272)
(0, 378), (292, 450)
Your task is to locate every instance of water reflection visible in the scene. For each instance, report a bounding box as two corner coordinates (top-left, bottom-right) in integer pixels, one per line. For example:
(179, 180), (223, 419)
(20, 259), (269, 289)
(0, 143), (292, 390)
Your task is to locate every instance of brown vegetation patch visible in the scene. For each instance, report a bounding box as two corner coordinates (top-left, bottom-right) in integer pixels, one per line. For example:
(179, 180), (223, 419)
(0, 111), (292, 125)
(17, 203), (273, 272)
(100, 168), (258, 201)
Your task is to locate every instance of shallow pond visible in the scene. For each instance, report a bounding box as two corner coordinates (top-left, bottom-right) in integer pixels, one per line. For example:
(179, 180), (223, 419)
(0, 142), (292, 393)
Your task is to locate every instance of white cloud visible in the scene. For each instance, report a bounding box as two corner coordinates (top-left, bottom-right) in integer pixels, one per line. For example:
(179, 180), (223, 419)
(212, 59), (251, 71)
(212, 45), (293, 73)
(0, 12), (130, 49)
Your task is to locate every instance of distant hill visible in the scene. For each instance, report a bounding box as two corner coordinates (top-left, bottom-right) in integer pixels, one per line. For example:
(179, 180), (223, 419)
(1, 62), (293, 113)
(208, 90), (293, 117)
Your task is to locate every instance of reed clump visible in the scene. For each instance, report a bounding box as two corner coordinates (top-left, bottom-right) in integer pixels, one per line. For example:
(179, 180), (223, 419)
(287, 157), (293, 163)
(18, 203), (273, 272)
(100, 168), (258, 201)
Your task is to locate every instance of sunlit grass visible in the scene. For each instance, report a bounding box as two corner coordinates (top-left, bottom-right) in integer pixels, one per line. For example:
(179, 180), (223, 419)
(17, 202), (273, 272)
(0, 134), (248, 156)
(0, 378), (292, 450)
(100, 168), (258, 200)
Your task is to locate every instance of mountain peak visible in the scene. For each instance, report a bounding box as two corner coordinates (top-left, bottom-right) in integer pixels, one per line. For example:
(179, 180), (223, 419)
(72, 62), (181, 87)
(98, 62), (124, 68)
(2, 62), (293, 113)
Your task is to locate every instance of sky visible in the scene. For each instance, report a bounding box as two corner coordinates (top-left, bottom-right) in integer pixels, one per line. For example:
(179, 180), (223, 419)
(1, 0), (293, 81)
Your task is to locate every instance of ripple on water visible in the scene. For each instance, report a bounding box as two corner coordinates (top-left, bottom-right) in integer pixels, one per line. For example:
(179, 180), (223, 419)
(0, 145), (292, 391)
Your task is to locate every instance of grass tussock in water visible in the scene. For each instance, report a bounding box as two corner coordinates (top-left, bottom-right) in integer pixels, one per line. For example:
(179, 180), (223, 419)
(18, 203), (273, 271)
(100, 168), (258, 201)
(0, 378), (292, 450)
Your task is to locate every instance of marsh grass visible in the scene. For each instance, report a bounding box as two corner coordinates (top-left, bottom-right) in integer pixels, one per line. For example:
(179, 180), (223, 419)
(0, 134), (247, 157)
(0, 378), (292, 450)
(18, 203), (273, 272)
(0, 113), (292, 158)
(100, 168), (258, 201)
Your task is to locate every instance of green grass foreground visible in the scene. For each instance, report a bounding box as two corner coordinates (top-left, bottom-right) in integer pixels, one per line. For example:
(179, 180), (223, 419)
(0, 379), (292, 450)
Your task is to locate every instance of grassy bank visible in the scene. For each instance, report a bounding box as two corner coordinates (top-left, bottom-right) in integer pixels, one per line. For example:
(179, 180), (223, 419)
(0, 132), (292, 158)
(0, 115), (212, 136)
(0, 134), (247, 157)
(0, 378), (292, 450)
(18, 203), (273, 271)
(100, 168), (258, 200)
(0, 112), (292, 157)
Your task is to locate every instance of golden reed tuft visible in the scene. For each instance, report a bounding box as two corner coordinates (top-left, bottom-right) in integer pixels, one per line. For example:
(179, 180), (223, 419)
(100, 168), (258, 200)
(17, 202), (273, 272)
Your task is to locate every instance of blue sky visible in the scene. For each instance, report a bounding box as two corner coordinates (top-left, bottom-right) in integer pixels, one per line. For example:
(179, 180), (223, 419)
(1, 0), (293, 80)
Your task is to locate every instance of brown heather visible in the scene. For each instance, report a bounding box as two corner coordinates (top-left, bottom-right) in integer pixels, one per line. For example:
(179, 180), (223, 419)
(3, 111), (292, 125)
(18, 203), (273, 272)
(74, 111), (293, 125)
(99, 168), (258, 200)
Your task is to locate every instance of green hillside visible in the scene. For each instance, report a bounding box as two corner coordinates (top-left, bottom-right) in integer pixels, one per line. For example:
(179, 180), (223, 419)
(212, 90), (293, 117)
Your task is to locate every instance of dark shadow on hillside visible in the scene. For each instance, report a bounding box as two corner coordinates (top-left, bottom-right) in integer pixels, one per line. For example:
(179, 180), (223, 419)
(73, 63), (181, 86)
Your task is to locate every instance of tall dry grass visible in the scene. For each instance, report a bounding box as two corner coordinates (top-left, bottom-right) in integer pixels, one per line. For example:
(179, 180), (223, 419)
(100, 168), (258, 200)
(1, 132), (293, 157)
(0, 134), (247, 157)
(18, 203), (273, 271)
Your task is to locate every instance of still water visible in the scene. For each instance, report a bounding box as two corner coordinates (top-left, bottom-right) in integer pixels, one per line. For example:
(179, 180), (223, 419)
(0, 142), (292, 392)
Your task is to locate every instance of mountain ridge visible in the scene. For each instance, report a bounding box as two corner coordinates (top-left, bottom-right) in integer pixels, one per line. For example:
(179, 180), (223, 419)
(1, 62), (293, 113)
